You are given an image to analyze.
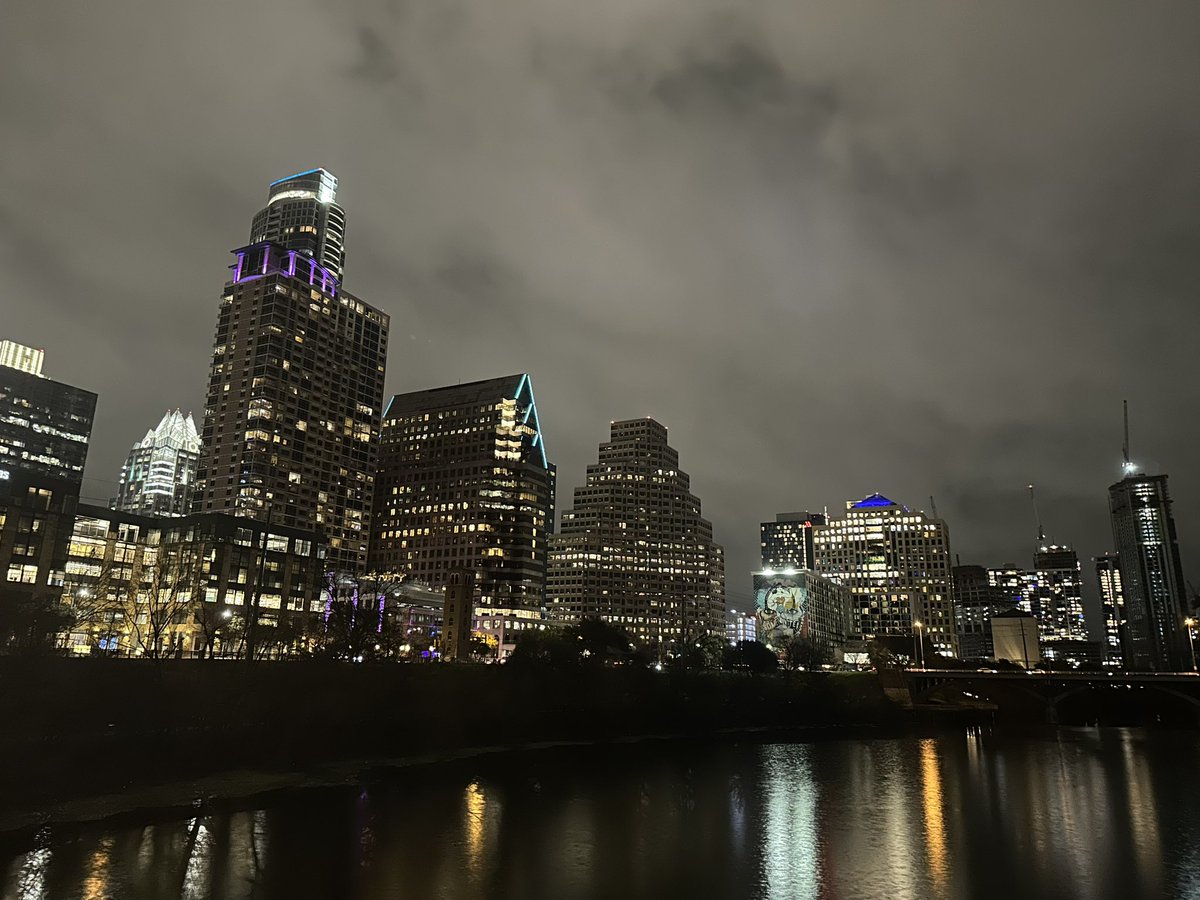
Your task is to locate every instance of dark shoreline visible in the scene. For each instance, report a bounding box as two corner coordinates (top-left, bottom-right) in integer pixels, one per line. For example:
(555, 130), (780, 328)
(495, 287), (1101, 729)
(0, 658), (907, 835)
(0, 722), (911, 837)
(8, 657), (1185, 838)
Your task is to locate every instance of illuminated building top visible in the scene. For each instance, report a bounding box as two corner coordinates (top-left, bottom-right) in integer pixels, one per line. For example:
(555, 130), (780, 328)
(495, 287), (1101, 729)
(0, 340), (45, 376)
(250, 168), (346, 281)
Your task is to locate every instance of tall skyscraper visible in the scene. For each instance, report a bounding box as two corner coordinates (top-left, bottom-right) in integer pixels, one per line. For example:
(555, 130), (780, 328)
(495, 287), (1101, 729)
(547, 418), (725, 650)
(814, 494), (956, 655)
(1033, 544), (1087, 642)
(369, 375), (556, 637)
(1109, 472), (1188, 670)
(760, 512), (824, 571)
(113, 409), (202, 516)
(250, 168), (347, 280)
(1095, 552), (1125, 667)
(193, 172), (389, 572)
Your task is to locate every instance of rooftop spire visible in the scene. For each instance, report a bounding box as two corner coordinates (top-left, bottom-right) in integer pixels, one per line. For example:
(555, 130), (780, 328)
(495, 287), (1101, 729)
(1122, 400), (1138, 476)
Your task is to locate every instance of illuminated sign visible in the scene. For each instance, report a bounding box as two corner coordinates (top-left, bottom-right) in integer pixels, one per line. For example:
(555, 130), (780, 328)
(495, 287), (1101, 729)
(0, 469), (9, 480)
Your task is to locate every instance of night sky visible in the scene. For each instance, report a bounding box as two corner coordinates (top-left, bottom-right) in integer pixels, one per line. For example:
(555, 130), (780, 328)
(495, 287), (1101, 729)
(3, 2), (1198, 626)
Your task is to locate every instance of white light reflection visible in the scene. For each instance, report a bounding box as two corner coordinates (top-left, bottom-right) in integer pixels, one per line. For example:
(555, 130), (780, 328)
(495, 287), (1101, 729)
(760, 745), (819, 899)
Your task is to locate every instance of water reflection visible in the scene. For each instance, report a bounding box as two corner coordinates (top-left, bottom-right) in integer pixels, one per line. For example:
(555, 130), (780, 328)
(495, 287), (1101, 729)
(2, 730), (1199, 900)
(918, 738), (949, 898)
(760, 745), (818, 898)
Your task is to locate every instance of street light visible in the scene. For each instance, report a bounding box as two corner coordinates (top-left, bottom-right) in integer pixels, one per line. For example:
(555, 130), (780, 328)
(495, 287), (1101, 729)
(914, 620), (926, 669)
(1185, 617), (1197, 672)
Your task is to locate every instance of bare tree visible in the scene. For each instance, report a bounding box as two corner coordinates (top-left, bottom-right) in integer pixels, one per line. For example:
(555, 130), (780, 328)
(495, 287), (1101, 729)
(314, 572), (409, 660)
(122, 541), (202, 660)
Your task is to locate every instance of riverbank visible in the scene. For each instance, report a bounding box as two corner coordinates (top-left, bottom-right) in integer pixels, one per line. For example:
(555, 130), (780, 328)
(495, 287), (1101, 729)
(0, 658), (903, 831)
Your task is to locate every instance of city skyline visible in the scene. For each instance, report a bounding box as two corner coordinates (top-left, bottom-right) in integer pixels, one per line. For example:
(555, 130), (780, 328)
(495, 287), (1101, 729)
(4, 3), (1198, 631)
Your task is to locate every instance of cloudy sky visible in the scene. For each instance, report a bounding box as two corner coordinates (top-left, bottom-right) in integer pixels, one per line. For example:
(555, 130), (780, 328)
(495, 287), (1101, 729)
(3, 1), (1198, 624)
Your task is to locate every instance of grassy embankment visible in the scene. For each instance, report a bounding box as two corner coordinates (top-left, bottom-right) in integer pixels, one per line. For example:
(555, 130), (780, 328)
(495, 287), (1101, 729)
(0, 658), (901, 818)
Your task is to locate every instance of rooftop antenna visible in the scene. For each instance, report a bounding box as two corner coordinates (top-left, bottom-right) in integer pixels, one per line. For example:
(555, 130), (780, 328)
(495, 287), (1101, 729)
(1028, 483), (1046, 547)
(1122, 400), (1136, 476)
(929, 495), (938, 519)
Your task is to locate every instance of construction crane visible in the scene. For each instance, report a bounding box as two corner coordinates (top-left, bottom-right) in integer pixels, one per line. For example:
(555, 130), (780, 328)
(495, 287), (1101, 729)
(1028, 483), (1046, 547)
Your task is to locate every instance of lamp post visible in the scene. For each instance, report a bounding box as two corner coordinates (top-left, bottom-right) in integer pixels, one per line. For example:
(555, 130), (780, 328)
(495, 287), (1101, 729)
(1185, 617), (1196, 672)
(914, 620), (926, 669)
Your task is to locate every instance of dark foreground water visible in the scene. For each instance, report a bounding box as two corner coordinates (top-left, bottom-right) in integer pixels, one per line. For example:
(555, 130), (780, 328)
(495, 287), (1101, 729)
(2, 728), (1199, 899)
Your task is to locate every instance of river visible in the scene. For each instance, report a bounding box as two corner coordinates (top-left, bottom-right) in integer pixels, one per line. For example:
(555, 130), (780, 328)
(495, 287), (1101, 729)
(2, 728), (1198, 899)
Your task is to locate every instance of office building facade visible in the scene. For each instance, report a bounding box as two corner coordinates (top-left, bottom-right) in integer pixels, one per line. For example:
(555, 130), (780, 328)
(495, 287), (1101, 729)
(369, 375), (555, 634)
(1034, 544), (1087, 642)
(0, 346), (96, 484)
(62, 504), (324, 657)
(760, 512), (824, 571)
(193, 173), (389, 572)
(548, 418), (725, 650)
(0, 346), (97, 626)
(1095, 552), (1125, 667)
(814, 494), (956, 655)
(988, 565), (1039, 616)
(953, 564), (1016, 659)
(1109, 472), (1189, 670)
(113, 409), (202, 516)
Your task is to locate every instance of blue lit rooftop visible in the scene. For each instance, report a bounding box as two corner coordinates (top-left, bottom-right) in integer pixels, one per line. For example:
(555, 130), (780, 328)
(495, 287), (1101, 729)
(852, 493), (900, 509)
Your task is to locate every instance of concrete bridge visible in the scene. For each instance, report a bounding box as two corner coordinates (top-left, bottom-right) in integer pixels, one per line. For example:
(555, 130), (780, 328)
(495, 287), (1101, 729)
(895, 668), (1200, 725)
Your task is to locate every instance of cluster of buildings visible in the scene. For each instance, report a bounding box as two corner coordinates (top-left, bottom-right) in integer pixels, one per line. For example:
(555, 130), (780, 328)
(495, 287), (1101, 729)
(746, 463), (1193, 672)
(1, 167), (1192, 672)
(0, 169), (725, 660)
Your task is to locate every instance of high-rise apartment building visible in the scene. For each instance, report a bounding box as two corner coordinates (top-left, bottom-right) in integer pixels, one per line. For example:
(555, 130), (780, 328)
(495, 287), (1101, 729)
(250, 169), (347, 281)
(953, 564), (1016, 659)
(193, 172), (389, 572)
(1034, 544), (1087, 642)
(1109, 471), (1189, 670)
(369, 375), (555, 636)
(760, 512), (824, 571)
(547, 418), (725, 650)
(113, 410), (202, 516)
(1095, 552), (1125, 667)
(813, 494), (956, 655)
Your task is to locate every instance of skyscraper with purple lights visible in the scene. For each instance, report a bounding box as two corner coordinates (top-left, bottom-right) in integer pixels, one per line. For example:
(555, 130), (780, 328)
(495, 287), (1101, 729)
(193, 172), (389, 572)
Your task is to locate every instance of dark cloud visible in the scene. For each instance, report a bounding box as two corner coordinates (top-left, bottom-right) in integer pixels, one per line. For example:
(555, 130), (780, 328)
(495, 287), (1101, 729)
(2, 0), (1199, 635)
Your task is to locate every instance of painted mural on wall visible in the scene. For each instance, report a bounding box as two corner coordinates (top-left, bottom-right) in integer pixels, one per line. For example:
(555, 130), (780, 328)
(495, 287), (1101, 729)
(755, 573), (810, 647)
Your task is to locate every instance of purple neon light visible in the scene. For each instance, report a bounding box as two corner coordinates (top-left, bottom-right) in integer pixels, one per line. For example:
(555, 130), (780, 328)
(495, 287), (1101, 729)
(229, 245), (339, 295)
